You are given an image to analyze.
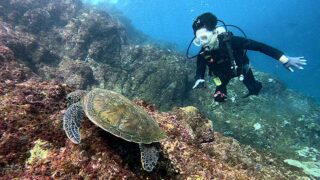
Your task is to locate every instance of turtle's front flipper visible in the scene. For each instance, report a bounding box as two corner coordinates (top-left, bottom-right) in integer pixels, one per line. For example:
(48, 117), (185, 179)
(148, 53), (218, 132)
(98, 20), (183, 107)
(139, 143), (159, 172)
(63, 102), (84, 144)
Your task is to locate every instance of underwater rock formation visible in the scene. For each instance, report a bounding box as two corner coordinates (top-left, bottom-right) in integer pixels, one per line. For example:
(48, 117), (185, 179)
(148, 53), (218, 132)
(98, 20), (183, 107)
(0, 46), (309, 178)
(0, 0), (192, 110)
(106, 45), (192, 110)
(190, 72), (320, 176)
(0, 0), (81, 29)
(57, 59), (95, 89)
(0, 0), (125, 65)
(1, 0), (319, 178)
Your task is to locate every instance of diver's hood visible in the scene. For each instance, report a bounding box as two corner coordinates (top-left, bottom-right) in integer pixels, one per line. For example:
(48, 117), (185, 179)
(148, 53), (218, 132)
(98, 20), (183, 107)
(192, 12), (217, 34)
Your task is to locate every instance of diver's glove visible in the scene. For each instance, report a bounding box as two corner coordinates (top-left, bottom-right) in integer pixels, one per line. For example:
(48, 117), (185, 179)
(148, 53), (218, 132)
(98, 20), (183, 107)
(192, 79), (205, 89)
(280, 55), (307, 72)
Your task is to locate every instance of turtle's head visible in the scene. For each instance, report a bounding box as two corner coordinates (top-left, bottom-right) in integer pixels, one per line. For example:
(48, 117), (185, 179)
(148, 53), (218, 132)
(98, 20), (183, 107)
(66, 90), (88, 107)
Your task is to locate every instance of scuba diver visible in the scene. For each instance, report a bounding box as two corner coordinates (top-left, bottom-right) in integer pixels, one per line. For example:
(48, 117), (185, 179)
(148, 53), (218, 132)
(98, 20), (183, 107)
(187, 12), (307, 102)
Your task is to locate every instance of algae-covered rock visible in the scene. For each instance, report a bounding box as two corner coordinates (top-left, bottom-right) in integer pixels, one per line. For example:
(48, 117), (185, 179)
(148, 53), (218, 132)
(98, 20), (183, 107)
(190, 70), (320, 173)
(26, 140), (49, 164)
(0, 48), (308, 178)
(0, 0), (193, 111)
(0, 0), (319, 178)
(0, 0), (82, 31)
(57, 59), (95, 89)
(284, 159), (320, 178)
(176, 106), (214, 144)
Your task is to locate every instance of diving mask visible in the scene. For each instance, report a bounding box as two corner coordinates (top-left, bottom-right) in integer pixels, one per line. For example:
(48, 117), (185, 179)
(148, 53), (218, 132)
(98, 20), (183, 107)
(193, 28), (214, 47)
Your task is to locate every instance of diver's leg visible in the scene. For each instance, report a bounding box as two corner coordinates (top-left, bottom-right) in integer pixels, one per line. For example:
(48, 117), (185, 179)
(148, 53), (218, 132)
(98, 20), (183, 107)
(243, 68), (262, 97)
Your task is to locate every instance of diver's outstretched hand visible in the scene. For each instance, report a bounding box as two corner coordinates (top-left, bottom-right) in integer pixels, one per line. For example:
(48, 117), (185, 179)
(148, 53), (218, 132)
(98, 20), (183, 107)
(283, 56), (307, 72)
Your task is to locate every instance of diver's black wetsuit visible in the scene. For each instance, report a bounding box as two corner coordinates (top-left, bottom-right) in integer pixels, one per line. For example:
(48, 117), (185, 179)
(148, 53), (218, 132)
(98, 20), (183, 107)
(195, 34), (284, 101)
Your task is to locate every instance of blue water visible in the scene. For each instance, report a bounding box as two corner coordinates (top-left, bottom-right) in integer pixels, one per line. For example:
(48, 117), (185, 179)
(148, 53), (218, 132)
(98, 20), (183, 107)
(84, 0), (320, 101)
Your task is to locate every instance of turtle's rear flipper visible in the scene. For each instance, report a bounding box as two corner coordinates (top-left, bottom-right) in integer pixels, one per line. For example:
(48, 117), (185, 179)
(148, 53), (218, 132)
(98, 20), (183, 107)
(63, 102), (84, 144)
(139, 143), (159, 172)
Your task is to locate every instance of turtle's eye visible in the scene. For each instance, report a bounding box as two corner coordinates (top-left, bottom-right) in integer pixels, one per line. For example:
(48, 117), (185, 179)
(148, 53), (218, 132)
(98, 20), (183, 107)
(66, 90), (86, 106)
(66, 95), (74, 107)
(66, 96), (72, 102)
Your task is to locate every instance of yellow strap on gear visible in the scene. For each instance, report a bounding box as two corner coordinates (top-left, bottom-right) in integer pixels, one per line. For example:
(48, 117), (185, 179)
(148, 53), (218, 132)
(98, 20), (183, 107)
(279, 55), (289, 64)
(213, 77), (222, 86)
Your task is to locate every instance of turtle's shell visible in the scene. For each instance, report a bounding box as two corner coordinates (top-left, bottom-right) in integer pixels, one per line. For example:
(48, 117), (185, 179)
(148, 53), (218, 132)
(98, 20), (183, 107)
(82, 88), (166, 144)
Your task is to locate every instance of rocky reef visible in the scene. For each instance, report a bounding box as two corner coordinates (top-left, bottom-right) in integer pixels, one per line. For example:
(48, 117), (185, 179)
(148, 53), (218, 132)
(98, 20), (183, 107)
(1, 0), (320, 178)
(0, 45), (308, 178)
(190, 73), (320, 177)
(0, 0), (192, 111)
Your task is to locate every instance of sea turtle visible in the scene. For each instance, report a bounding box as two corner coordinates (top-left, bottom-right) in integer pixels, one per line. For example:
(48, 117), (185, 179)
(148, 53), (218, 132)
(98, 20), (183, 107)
(63, 88), (167, 172)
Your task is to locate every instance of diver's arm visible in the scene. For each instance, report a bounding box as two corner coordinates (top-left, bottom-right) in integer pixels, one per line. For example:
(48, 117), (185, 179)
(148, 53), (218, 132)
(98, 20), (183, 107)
(231, 36), (307, 72)
(231, 36), (283, 60)
(195, 55), (206, 80)
(192, 55), (206, 89)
